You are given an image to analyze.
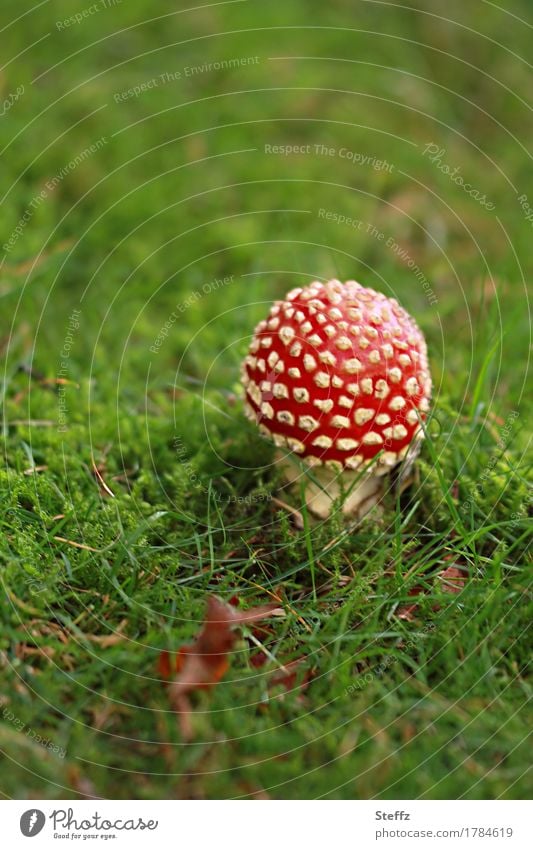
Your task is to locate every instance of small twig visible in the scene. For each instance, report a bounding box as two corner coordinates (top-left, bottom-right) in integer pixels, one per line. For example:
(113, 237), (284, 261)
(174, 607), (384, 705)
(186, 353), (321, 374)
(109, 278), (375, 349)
(53, 536), (100, 552)
(91, 459), (115, 498)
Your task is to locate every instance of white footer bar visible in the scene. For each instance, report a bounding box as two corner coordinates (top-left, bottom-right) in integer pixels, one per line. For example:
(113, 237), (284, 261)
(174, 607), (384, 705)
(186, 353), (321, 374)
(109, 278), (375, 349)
(2, 800), (530, 848)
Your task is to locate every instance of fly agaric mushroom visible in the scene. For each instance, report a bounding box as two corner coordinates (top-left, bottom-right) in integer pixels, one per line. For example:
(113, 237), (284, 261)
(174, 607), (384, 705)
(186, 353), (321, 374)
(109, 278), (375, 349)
(241, 279), (431, 519)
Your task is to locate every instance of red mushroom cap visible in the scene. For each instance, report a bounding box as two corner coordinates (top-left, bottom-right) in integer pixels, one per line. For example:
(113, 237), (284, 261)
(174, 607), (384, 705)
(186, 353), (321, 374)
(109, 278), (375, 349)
(242, 279), (431, 474)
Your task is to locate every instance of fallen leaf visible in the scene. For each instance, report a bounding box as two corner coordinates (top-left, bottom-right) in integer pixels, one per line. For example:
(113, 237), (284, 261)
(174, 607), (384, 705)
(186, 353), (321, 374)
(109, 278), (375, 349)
(82, 619), (128, 647)
(396, 559), (469, 619)
(164, 596), (283, 739)
(438, 565), (468, 594)
(269, 657), (313, 696)
(396, 585), (425, 621)
(249, 651), (267, 668)
(4, 239), (73, 277)
(67, 766), (99, 799)
(40, 377), (79, 388)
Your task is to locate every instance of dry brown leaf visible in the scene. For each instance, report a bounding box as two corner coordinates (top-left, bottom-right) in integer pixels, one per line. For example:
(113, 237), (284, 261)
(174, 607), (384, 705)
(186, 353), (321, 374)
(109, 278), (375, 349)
(269, 657), (313, 696)
(162, 596), (283, 739)
(396, 585), (425, 621)
(438, 565), (468, 594)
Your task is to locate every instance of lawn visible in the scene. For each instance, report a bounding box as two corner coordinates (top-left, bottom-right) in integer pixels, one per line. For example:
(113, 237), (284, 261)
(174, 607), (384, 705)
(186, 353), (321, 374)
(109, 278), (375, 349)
(0, 0), (531, 800)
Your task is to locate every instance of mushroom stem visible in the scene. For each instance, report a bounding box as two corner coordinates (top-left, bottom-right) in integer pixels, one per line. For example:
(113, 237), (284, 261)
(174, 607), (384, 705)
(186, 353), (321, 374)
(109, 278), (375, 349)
(277, 441), (421, 520)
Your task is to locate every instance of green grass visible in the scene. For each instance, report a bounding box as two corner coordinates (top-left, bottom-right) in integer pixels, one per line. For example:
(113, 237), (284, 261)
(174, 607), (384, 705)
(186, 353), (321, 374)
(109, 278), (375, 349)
(0, 0), (531, 799)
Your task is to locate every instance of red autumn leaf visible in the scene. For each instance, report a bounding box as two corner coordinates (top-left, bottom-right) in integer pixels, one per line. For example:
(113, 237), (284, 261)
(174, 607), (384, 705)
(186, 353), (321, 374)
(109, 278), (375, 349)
(249, 651), (268, 668)
(269, 657), (313, 694)
(438, 565), (468, 594)
(395, 561), (469, 620)
(164, 595), (282, 739)
(396, 585), (425, 621)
